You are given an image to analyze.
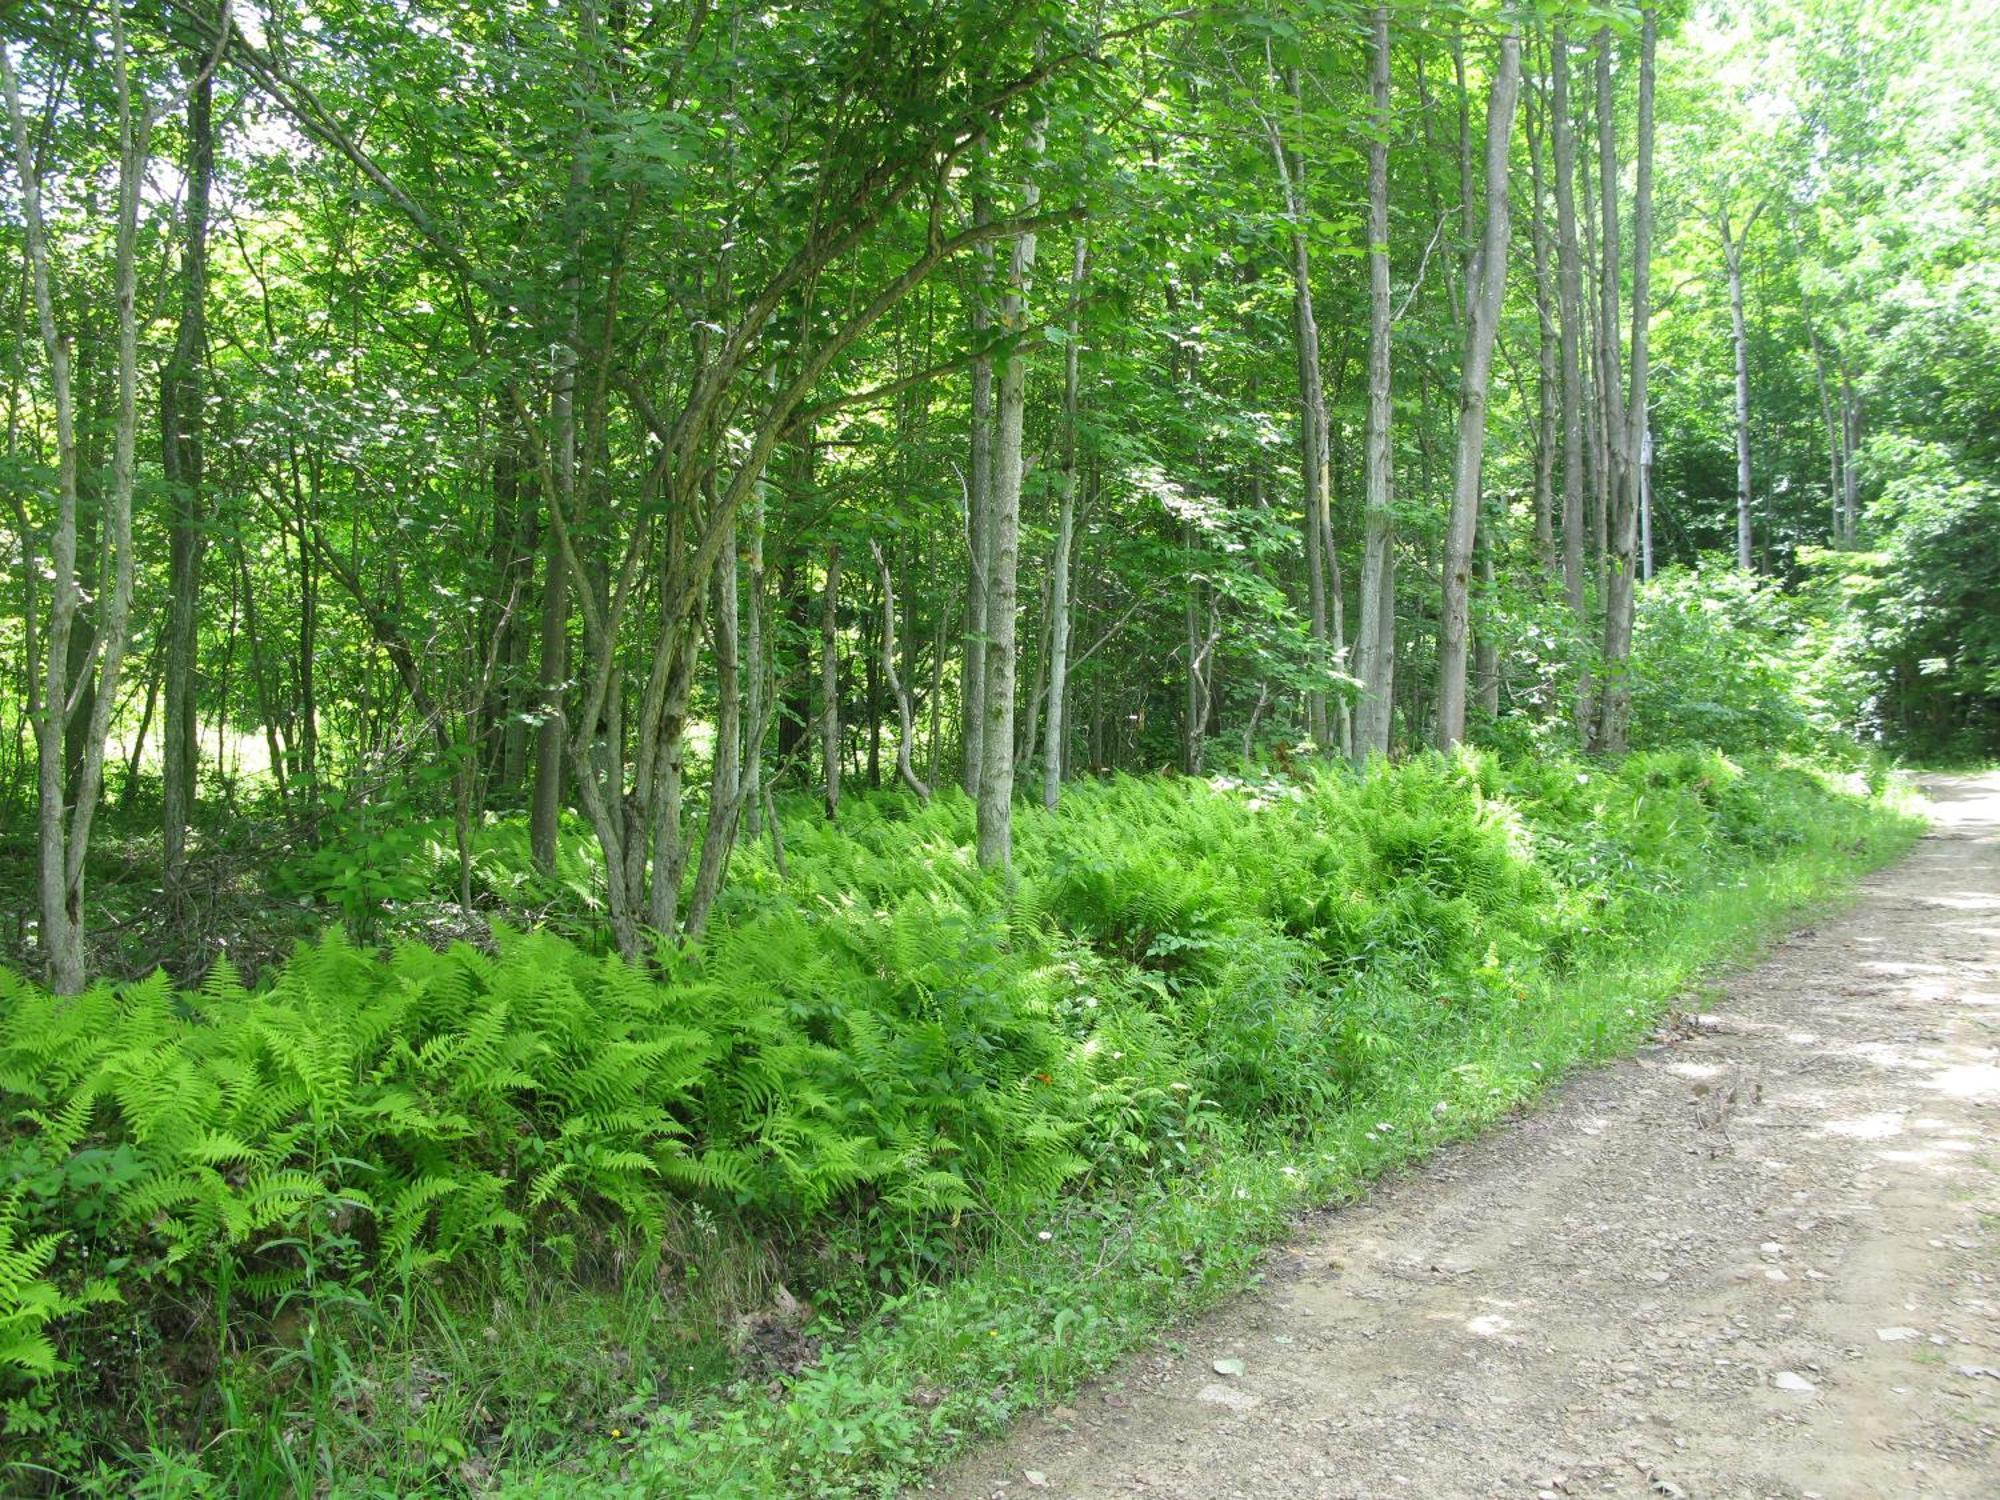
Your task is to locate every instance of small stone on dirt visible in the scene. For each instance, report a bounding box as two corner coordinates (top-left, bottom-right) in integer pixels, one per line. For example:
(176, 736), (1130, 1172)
(1195, 1382), (1260, 1411)
(1211, 1357), (1245, 1376)
(1772, 1370), (1816, 1393)
(1876, 1326), (1921, 1342)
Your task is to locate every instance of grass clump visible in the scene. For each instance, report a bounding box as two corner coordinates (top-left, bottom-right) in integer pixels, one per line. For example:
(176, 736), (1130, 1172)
(0, 749), (1921, 1495)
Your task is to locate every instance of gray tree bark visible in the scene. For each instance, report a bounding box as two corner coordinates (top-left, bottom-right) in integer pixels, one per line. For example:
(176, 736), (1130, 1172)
(532, 25), (595, 877)
(1352, 3), (1397, 762)
(161, 56), (213, 892)
(685, 521), (743, 934)
(962, 186), (995, 798)
(742, 489), (767, 836)
(977, 86), (1045, 871)
(1596, 9), (1657, 755)
(821, 544), (842, 821)
(1551, 28), (1588, 621)
(1525, 68), (1558, 565)
(1720, 202), (1761, 570)
(1434, 29), (1522, 750)
(1796, 254), (1847, 545)
(6, 13), (166, 991)
(1590, 29), (1623, 614)
(1475, 517), (1501, 718)
(1043, 226), (1087, 809)
(1267, 65), (1337, 753)
(871, 541), (931, 800)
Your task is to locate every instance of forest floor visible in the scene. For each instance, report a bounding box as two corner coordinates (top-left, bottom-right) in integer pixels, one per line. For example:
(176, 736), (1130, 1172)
(935, 775), (2000, 1500)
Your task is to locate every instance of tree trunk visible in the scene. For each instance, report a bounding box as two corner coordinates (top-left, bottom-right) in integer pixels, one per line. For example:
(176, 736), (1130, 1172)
(1475, 515), (1501, 717)
(1594, 23), (1625, 596)
(1551, 28), (1589, 622)
(1353, 4), (1397, 763)
(685, 522), (744, 936)
(1722, 205), (1756, 570)
(531, 21), (600, 874)
(977, 84), (1044, 871)
(821, 543), (842, 821)
(1596, 10), (1657, 755)
(962, 186), (995, 798)
(1043, 225), (1086, 808)
(1639, 422), (1655, 580)
(1270, 66), (1334, 752)
(742, 488), (767, 836)
(161, 57), (213, 891)
(644, 628), (698, 939)
(7, 22), (147, 992)
(237, 537), (288, 809)
(1840, 364), (1862, 541)
(1434, 29), (1522, 751)
(1525, 64), (1558, 566)
(1797, 260), (1847, 545)
(871, 541), (931, 800)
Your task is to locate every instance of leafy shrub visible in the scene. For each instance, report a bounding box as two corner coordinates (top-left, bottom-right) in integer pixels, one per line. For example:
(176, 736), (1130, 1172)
(1627, 563), (1828, 754)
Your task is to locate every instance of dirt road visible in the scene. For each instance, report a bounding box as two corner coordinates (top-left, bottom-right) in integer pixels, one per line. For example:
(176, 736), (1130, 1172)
(937, 777), (2000, 1500)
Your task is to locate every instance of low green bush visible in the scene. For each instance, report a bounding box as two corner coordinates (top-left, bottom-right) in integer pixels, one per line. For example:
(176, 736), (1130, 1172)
(0, 749), (1917, 1492)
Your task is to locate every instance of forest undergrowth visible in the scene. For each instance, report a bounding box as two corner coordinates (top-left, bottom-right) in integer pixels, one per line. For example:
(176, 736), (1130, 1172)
(0, 748), (1919, 1497)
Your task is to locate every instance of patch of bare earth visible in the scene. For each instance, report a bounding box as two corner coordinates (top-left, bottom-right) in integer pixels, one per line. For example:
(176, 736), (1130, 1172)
(934, 776), (2000, 1500)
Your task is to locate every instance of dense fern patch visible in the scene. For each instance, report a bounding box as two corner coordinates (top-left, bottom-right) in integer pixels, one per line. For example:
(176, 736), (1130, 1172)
(0, 749), (1914, 1491)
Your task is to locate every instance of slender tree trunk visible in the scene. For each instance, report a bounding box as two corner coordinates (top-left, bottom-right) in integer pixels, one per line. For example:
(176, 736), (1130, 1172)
(1015, 571), (1050, 770)
(1475, 515), (1501, 717)
(962, 187), (995, 798)
(1719, 202), (1763, 571)
(161, 58), (213, 890)
(1434, 29), (1522, 750)
(644, 629), (698, 940)
(1452, 30), (1476, 319)
(1720, 210), (1754, 569)
(530, 495), (569, 872)
(1525, 64), (1558, 566)
(1594, 23), (1624, 593)
(685, 522), (743, 934)
(7, 23), (147, 992)
(742, 488), (767, 836)
(1552, 28), (1588, 621)
(1639, 423), (1655, 580)
(1042, 227), (1085, 808)
(1840, 364), (1862, 541)
(1797, 262), (1846, 544)
(1597, 10), (1656, 754)
(1317, 455), (1353, 757)
(1353, 4), (1397, 762)
(237, 536), (288, 808)
(926, 591), (946, 786)
(532, 164), (594, 875)
(977, 81), (1044, 871)
(871, 541), (930, 800)
(117, 638), (162, 813)
(821, 544), (842, 821)
(296, 493), (320, 827)
(1269, 66), (1334, 752)
(864, 591), (883, 788)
